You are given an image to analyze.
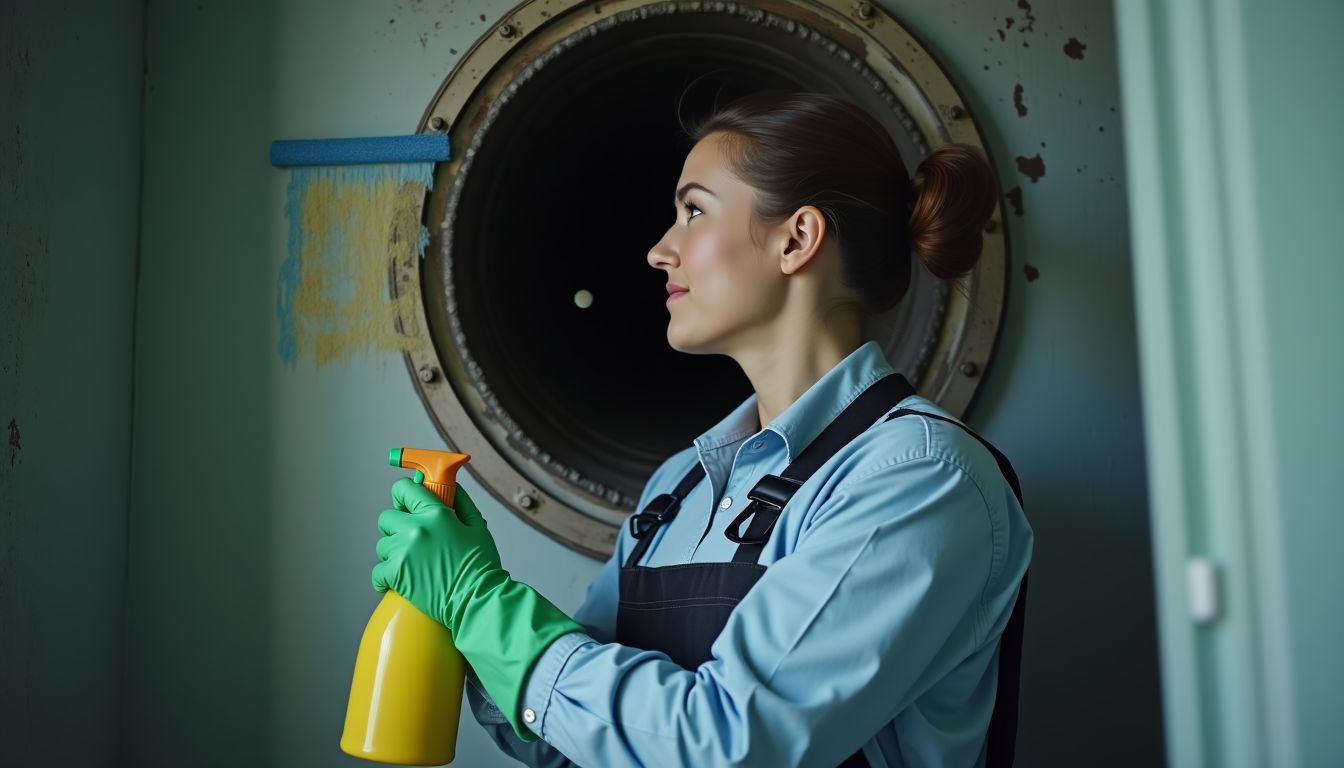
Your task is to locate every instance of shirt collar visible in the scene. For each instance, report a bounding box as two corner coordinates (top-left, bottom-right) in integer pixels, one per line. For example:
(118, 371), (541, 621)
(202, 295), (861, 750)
(693, 340), (897, 462)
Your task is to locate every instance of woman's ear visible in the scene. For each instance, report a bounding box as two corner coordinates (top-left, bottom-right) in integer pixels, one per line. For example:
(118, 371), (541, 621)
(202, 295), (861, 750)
(778, 205), (828, 276)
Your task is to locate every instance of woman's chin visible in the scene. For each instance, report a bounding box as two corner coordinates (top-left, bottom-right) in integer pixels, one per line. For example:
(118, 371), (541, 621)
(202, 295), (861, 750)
(666, 325), (700, 354)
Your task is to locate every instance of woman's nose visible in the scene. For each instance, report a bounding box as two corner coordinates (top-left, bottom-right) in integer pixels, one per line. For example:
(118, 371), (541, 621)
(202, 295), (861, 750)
(647, 230), (678, 271)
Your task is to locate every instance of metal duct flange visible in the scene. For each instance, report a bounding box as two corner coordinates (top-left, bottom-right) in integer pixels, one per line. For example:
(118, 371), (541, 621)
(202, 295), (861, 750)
(392, 0), (1009, 558)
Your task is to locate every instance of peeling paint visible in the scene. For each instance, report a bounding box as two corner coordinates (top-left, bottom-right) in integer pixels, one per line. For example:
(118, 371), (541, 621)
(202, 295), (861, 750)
(276, 164), (434, 367)
(1064, 37), (1087, 60)
(1024, 264), (1040, 282)
(1016, 153), (1046, 183)
(1013, 83), (1027, 117)
(1006, 186), (1024, 216)
(6, 418), (18, 467)
(1016, 0), (1037, 34)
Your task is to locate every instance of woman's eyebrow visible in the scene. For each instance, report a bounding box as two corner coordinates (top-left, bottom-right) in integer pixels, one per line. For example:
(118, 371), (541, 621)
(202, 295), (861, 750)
(676, 182), (717, 204)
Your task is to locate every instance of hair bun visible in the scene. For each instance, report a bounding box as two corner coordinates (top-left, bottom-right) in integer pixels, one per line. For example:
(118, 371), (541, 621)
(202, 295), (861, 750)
(908, 144), (999, 280)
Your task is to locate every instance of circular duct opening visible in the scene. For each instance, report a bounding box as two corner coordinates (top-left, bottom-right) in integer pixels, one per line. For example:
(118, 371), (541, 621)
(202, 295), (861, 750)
(398, 0), (1009, 557)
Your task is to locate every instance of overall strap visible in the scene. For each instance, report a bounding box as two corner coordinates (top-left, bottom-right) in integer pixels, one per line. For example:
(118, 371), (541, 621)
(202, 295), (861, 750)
(725, 373), (917, 564)
(884, 408), (1028, 768)
(623, 460), (706, 569)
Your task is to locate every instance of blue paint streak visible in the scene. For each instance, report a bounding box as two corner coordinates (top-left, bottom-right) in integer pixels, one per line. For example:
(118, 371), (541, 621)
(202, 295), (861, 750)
(276, 168), (306, 367)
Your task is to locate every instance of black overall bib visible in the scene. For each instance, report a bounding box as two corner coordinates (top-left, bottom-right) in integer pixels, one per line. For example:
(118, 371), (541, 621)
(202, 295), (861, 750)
(615, 373), (1028, 767)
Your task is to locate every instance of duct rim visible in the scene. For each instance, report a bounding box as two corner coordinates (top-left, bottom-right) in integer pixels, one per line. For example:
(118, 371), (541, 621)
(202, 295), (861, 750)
(394, 0), (1009, 559)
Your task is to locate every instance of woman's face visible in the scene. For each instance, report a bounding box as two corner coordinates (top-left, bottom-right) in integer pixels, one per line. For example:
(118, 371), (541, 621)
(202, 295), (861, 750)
(646, 132), (787, 355)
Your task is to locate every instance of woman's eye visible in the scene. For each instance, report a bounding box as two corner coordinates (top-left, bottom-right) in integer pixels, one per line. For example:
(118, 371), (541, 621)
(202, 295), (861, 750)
(682, 202), (702, 221)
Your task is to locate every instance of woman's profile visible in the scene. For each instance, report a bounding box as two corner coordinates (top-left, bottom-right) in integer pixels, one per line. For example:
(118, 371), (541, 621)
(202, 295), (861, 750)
(373, 89), (1034, 767)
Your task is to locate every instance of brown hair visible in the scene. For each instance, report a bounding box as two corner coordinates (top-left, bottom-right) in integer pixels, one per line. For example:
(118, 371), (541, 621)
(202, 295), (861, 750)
(682, 90), (998, 314)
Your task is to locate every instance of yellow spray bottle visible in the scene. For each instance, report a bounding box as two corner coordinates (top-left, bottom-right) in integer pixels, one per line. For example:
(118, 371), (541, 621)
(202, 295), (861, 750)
(341, 447), (471, 765)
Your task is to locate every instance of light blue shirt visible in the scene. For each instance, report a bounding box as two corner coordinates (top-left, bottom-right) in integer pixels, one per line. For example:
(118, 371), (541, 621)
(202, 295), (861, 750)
(468, 340), (1034, 767)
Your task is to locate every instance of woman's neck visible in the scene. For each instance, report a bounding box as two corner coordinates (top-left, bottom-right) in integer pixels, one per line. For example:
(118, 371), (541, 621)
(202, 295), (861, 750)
(732, 319), (864, 431)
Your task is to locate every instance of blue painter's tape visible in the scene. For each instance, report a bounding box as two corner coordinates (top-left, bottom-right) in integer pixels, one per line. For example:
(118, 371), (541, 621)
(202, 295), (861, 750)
(269, 134), (451, 167)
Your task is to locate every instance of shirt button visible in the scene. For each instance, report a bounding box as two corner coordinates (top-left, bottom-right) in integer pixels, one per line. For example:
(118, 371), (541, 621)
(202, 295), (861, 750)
(523, 708), (536, 724)
(720, 496), (733, 509)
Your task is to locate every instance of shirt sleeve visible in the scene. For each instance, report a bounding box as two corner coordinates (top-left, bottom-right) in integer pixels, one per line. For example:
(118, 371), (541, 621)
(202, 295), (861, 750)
(463, 522), (626, 767)
(465, 669), (579, 768)
(519, 453), (1004, 768)
(464, 448), (696, 762)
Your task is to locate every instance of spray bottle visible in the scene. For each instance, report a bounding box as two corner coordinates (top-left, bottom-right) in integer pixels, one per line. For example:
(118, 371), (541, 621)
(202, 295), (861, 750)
(341, 447), (472, 765)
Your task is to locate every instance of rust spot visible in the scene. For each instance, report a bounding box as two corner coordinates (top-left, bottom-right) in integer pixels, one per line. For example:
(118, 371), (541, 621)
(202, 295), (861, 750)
(1005, 17), (1015, 30)
(1016, 153), (1046, 183)
(997, 29), (1005, 41)
(7, 418), (19, 466)
(1016, 0), (1036, 33)
(1024, 264), (1040, 282)
(1013, 84), (1027, 117)
(1064, 37), (1087, 59)
(1006, 186), (1024, 216)
(479, 13), (486, 21)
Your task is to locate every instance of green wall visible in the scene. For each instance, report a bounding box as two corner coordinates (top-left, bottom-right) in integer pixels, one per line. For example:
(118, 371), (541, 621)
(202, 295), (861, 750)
(1241, 2), (1344, 761)
(4, 1), (1162, 766)
(0, 1), (143, 765)
(1116, 1), (1344, 765)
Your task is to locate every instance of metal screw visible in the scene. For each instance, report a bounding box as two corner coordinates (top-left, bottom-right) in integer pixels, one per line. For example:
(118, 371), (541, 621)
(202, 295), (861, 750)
(948, 105), (965, 120)
(500, 23), (516, 38)
(960, 361), (979, 377)
(857, 3), (874, 20)
(983, 218), (998, 233)
(418, 366), (437, 383)
(428, 116), (447, 131)
(516, 492), (538, 510)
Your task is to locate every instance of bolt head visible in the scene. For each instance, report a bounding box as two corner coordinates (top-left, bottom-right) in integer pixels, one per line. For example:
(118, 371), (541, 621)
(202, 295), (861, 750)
(418, 366), (437, 383)
(516, 493), (537, 510)
(960, 361), (979, 377)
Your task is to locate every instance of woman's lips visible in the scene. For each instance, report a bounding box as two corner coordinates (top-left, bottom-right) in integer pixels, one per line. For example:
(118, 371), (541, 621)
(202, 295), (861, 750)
(666, 289), (688, 304)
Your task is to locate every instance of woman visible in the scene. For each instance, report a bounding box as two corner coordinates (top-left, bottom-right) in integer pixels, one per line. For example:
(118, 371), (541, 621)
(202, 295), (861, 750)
(372, 90), (1034, 767)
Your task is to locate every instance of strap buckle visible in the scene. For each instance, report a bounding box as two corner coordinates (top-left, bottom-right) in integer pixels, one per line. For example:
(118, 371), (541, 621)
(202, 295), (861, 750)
(724, 474), (802, 544)
(629, 493), (682, 539)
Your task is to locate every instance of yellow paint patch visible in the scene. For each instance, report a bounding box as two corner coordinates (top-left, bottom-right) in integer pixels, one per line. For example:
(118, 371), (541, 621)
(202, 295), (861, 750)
(278, 164), (430, 367)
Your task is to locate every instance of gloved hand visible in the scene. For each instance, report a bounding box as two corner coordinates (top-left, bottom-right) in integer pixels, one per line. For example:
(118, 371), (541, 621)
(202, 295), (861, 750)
(372, 477), (500, 627)
(372, 478), (583, 741)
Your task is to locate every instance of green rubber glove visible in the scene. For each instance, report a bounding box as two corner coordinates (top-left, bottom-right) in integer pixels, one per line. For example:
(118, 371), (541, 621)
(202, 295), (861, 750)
(372, 477), (582, 740)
